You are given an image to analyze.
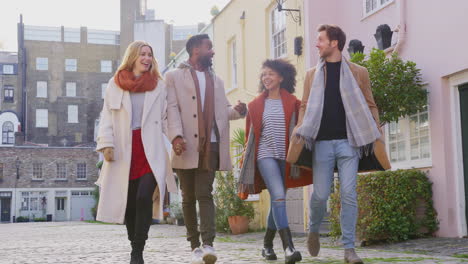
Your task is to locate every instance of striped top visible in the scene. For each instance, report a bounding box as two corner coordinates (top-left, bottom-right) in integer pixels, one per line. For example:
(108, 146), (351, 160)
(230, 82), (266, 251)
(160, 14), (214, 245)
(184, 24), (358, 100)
(257, 99), (286, 160)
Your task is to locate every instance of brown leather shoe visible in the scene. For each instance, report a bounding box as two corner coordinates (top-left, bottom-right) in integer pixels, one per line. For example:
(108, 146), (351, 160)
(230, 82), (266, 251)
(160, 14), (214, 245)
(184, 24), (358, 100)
(307, 232), (320, 257)
(344, 248), (364, 264)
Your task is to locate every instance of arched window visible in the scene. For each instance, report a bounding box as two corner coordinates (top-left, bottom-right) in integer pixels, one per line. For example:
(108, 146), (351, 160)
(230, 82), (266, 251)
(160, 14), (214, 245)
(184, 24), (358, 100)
(2, 122), (14, 144)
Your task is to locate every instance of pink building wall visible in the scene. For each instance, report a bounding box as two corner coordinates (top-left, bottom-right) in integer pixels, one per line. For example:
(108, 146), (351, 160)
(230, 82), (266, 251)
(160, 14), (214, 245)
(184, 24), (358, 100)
(304, 0), (468, 237)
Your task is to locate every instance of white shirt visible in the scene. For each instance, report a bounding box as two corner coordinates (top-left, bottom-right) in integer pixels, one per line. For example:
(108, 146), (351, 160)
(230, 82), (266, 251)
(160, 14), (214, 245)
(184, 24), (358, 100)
(196, 70), (217, 142)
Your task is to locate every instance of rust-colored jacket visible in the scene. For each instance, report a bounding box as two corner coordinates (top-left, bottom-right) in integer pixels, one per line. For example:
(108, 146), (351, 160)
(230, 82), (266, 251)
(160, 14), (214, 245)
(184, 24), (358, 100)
(245, 89), (312, 194)
(287, 60), (391, 171)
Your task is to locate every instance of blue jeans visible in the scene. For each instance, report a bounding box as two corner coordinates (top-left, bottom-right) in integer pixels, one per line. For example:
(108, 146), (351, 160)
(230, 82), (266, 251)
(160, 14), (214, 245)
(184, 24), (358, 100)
(257, 158), (289, 230)
(308, 139), (359, 249)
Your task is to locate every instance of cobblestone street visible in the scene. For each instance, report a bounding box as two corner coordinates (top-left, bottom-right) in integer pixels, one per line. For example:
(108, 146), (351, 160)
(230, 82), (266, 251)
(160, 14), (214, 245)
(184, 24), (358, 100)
(1, 222), (467, 264)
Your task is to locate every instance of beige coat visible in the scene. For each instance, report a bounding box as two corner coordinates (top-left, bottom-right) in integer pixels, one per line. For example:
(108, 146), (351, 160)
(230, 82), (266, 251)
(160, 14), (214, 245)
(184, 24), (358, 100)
(95, 78), (177, 224)
(165, 67), (244, 170)
(287, 61), (391, 171)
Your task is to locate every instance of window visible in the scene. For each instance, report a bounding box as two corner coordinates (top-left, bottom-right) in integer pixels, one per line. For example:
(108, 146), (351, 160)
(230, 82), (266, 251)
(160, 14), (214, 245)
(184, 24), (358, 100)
(68, 105), (78, 123)
(101, 83), (107, 99)
(88, 30), (120, 45)
(36, 57), (48, 70)
(386, 106), (431, 168)
(230, 40), (238, 90)
(2, 122), (14, 144)
(4, 85), (14, 102)
(37, 81), (47, 98)
(56, 163), (67, 180)
(364, 0), (394, 16)
(32, 163), (43, 180)
(271, 3), (287, 58)
(100, 60), (112, 73)
(36, 109), (48, 128)
(25, 25), (61, 41)
(66, 82), (76, 97)
(20, 191), (47, 211)
(0, 163), (3, 181)
(65, 59), (77, 72)
(56, 197), (65, 211)
(77, 163), (87, 179)
(3, 64), (14, 74)
(64, 28), (80, 43)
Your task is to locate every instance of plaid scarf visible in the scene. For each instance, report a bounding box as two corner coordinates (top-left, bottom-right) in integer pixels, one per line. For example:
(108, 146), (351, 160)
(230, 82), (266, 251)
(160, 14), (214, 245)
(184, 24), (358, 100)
(294, 56), (381, 156)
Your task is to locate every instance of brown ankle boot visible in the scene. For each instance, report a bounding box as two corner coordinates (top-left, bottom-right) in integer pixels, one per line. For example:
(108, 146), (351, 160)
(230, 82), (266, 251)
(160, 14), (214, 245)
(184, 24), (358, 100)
(344, 248), (363, 264)
(307, 232), (320, 257)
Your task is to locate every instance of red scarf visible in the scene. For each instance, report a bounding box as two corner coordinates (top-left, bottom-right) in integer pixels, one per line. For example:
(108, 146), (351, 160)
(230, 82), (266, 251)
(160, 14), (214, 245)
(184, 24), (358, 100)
(115, 69), (158, 92)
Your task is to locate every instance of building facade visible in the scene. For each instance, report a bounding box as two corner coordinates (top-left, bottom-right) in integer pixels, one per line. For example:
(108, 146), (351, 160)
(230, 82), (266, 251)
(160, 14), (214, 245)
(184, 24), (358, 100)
(0, 145), (99, 222)
(303, 0), (468, 237)
(18, 22), (119, 147)
(0, 51), (21, 147)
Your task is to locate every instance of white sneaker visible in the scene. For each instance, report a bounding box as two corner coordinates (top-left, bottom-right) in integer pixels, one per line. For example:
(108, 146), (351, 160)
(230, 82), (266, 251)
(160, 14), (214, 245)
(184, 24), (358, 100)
(202, 245), (218, 264)
(191, 248), (204, 264)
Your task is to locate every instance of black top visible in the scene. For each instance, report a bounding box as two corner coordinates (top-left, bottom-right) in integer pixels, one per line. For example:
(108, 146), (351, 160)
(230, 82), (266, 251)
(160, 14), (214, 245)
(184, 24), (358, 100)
(316, 61), (348, 141)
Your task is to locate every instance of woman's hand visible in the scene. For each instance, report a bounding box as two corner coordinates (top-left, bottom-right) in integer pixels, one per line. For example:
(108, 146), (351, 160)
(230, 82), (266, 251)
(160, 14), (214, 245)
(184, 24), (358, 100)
(102, 147), (114, 162)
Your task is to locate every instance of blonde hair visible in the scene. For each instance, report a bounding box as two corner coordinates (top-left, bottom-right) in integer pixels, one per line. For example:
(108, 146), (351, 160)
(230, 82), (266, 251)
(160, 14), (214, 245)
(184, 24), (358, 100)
(117, 40), (162, 79)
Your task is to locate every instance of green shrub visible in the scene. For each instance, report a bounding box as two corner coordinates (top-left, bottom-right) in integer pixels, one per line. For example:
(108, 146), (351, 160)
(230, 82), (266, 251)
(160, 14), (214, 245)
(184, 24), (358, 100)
(16, 216), (29, 222)
(329, 169), (438, 245)
(214, 171), (254, 233)
(33, 217), (46, 222)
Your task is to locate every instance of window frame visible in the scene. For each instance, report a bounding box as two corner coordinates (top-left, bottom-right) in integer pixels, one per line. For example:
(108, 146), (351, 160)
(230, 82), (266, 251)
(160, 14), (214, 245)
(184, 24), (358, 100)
(65, 59), (77, 72)
(56, 163), (67, 180)
(32, 163), (43, 180)
(36, 81), (47, 98)
(36, 109), (48, 128)
(66, 82), (77, 97)
(76, 163), (87, 180)
(385, 107), (432, 169)
(67, 105), (78, 124)
(100, 60), (112, 73)
(2, 64), (14, 74)
(4, 85), (14, 102)
(270, 3), (287, 59)
(2, 121), (14, 145)
(36, 57), (48, 71)
(362, 0), (395, 18)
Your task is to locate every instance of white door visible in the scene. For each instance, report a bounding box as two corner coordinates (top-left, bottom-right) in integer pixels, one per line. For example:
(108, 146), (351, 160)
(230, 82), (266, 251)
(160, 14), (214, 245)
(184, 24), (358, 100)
(70, 191), (94, 221)
(55, 197), (67, 221)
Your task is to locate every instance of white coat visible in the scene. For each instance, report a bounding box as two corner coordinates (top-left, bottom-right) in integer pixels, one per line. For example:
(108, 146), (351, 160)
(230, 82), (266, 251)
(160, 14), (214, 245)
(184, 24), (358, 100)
(95, 77), (177, 224)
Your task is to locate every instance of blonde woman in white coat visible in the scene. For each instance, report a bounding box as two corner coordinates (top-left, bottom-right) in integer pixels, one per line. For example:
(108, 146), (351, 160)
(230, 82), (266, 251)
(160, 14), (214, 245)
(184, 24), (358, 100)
(96, 40), (177, 264)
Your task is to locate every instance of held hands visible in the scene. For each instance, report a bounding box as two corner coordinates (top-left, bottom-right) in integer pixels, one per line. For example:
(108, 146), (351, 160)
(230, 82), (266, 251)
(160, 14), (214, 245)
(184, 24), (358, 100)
(102, 147), (114, 162)
(234, 100), (247, 116)
(172, 136), (186, 156)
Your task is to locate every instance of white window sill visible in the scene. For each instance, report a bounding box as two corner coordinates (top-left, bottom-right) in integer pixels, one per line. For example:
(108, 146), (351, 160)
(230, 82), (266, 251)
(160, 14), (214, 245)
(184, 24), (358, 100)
(388, 159), (432, 170)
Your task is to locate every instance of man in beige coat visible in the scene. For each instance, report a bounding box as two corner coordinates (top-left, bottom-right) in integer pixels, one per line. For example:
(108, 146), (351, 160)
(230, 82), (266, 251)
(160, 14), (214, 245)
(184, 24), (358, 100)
(165, 34), (246, 264)
(288, 25), (389, 264)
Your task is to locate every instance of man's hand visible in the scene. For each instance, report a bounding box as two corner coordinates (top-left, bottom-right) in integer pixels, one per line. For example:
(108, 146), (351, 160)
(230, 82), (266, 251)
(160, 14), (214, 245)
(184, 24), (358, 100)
(102, 147), (114, 162)
(234, 100), (247, 116)
(172, 136), (186, 156)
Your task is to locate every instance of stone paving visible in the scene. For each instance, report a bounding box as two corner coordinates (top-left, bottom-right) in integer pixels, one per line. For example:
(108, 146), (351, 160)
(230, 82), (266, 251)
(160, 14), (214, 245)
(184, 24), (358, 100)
(1, 221), (467, 264)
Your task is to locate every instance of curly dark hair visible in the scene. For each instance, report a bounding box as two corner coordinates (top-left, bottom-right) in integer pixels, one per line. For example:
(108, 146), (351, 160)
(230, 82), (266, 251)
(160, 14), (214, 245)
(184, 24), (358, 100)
(258, 59), (296, 94)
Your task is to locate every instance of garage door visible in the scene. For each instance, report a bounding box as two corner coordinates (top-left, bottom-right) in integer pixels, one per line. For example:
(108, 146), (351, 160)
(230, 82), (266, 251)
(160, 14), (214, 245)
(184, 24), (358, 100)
(71, 191), (95, 221)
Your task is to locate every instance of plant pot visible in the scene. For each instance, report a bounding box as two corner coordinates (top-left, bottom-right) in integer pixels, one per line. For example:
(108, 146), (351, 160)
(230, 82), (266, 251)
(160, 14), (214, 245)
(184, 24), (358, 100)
(176, 218), (185, 226)
(228, 215), (249, 235)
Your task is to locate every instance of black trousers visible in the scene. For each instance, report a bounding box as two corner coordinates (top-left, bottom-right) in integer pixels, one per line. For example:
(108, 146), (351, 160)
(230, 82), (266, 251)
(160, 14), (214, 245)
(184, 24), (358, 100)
(125, 173), (157, 244)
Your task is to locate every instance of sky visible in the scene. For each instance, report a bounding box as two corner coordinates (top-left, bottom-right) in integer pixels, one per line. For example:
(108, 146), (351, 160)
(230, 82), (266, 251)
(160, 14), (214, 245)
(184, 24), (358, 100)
(0, 0), (230, 51)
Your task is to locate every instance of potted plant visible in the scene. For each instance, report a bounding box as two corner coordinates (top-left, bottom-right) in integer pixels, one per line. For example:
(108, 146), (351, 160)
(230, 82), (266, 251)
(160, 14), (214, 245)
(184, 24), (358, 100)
(214, 171), (254, 235)
(169, 201), (184, 226)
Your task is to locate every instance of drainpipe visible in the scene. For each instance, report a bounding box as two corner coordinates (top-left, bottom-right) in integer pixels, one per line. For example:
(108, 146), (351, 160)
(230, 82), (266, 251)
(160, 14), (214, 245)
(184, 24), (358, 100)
(393, 0), (406, 55)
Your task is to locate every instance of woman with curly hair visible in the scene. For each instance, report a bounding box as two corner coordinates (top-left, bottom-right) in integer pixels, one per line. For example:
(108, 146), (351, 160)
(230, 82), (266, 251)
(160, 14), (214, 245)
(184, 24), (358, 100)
(241, 59), (312, 264)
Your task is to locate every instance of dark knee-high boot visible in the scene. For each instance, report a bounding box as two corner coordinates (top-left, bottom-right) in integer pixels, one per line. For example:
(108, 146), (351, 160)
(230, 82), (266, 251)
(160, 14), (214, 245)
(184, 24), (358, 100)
(130, 241), (145, 264)
(278, 228), (302, 264)
(262, 228), (278, 260)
